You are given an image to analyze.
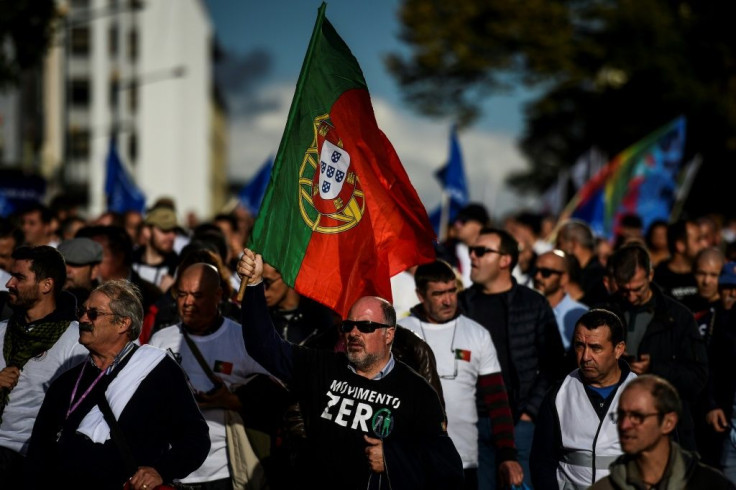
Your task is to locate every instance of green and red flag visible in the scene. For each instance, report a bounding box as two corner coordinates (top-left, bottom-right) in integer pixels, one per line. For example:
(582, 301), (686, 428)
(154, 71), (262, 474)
(249, 3), (435, 317)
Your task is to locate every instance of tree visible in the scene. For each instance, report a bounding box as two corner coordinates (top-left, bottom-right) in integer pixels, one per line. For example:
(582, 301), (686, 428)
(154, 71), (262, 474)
(387, 0), (736, 216)
(0, 0), (57, 89)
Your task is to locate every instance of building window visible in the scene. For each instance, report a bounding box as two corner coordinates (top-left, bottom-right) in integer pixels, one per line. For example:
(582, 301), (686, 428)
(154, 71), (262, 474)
(70, 27), (90, 56)
(71, 0), (91, 8)
(69, 129), (91, 159)
(128, 29), (138, 62)
(109, 25), (119, 56)
(70, 79), (90, 107)
(129, 80), (138, 113)
(109, 79), (120, 111)
(128, 132), (138, 163)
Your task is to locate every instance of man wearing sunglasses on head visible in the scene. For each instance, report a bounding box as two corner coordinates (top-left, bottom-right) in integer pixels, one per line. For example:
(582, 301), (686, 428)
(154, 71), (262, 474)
(458, 228), (565, 489)
(237, 249), (463, 490)
(400, 260), (523, 489)
(0, 246), (88, 486)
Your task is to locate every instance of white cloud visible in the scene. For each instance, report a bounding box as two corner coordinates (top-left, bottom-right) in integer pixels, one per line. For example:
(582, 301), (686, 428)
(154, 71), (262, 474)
(227, 83), (537, 220)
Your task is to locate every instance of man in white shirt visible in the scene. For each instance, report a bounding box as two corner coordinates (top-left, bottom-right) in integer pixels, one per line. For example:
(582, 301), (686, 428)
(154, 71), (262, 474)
(149, 263), (270, 489)
(399, 259), (523, 489)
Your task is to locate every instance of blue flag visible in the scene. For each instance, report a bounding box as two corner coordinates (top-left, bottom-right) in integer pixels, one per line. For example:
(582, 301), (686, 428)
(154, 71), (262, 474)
(431, 126), (468, 235)
(104, 138), (146, 213)
(238, 157), (273, 216)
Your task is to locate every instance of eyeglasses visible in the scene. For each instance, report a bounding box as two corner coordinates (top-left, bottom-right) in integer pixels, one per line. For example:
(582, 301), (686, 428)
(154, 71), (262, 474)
(340, 320), (392, 334)
(535, 267), (564, 278)
(610, 410), (660, 425)
(468, 246), (504, 258)
(77, 307), (117, 321)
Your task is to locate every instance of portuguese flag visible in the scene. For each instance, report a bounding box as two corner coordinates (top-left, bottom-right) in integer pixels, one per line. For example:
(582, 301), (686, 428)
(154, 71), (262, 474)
(249, 3), (435, 317)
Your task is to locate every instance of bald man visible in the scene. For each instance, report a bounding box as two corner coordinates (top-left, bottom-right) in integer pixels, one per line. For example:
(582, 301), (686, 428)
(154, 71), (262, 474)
(237, 250), (463, 490)
(149, 263), (270, 488)
(682, 247), (725, 342)
(534, 250), (589, 349)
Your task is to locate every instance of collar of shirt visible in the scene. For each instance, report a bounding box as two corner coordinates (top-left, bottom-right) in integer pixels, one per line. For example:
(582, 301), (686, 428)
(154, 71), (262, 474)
(348, 353), (395, 380)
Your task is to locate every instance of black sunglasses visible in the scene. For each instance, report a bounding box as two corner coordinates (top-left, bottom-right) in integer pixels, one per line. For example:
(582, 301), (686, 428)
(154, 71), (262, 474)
(535, 267), (564, 278)
(77, 307), (117, 321)
(468, 246), (504, 258)
(340, 320), (392, 334)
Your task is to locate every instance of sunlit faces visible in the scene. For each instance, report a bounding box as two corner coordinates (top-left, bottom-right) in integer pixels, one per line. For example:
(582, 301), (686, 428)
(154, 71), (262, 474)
(615, 384), (675, 455)
(694, 258), (722, 302)
(573, 325), (624, 387)
(150, 226), (176, 255)
(176, 266), (222, 334)
(65, 263), (99, 291)
(533, 252), (566, 297)
(21, 210), (49, 247)
(6, 259), (45, 309)
(616, 267), (653, 306)
(343, 297), (395, 373)
(418, 280), (458, 324)
(78, 291), (126, 350)
(469, 233), (509, 286)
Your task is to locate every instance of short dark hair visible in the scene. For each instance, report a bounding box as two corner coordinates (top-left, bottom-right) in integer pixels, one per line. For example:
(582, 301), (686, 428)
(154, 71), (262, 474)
(76, 225), (134, 266)
(414, 260), (456, 293)
(0, 218), (24, 245)
(608, 243), (652, 284)
(11, 245), (67, 296)
(21, 202), (53, 224)
(479, 227), (520, 270)
(625, 374), (682, 422)
(213, 213), (239, 233)
(666, 220), (692, 256)
(644, 219), (668, 250)
(575, 308), (625, 345)
(379, 298), (396, 327)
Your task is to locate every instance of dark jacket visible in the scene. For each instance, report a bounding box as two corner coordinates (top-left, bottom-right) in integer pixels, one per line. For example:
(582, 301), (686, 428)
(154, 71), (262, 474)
(590, 442), (735, 490)
(607, 284), (708, 450)
(458, 279), (565, 420)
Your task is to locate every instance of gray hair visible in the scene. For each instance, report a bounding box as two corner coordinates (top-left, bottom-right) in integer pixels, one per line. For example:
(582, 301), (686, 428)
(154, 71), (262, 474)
(93, 279), (144, 340)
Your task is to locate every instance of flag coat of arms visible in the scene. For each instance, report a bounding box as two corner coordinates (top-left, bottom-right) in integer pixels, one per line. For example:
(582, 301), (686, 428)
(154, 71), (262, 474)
(249, 3), (435, 317)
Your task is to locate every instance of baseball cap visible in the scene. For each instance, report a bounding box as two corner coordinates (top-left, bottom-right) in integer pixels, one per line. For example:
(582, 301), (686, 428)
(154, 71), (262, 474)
(58, 238), (103, 266)
(720, 261), (736, 287)
(144, 207), (180, 232)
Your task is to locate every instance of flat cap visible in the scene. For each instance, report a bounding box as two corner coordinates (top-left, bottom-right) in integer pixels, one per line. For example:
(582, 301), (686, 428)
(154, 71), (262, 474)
(58, 238), (103, 266)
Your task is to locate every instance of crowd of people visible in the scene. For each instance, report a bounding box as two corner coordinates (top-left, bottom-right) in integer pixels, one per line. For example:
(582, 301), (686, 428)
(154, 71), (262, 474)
(1, 195), (736, 489)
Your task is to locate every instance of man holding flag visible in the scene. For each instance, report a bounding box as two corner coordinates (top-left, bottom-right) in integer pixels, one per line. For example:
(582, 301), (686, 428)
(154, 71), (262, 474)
(235, 3), (463, 488)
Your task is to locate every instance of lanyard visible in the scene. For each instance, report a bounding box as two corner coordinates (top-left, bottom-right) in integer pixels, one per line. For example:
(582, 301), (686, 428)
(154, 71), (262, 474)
(66, 361), (106, 419)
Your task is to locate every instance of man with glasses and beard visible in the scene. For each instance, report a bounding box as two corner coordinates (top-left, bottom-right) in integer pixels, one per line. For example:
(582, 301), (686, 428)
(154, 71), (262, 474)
(400, 260), (523, 489)
(0, 246), (87, 485)
(591, 375), (733, 490)
(237, 249), (463, 490)
(459, 227), (565, 489)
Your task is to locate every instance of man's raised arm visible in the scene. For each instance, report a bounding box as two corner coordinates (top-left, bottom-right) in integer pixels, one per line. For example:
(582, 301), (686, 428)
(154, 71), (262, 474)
(237, 249), (295, 383)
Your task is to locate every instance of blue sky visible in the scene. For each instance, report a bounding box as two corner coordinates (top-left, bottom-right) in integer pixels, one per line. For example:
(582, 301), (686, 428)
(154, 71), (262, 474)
(205, 0), (537, 217)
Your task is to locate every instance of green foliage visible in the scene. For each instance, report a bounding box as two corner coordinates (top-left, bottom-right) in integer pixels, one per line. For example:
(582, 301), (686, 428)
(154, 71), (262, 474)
(0, 0), (57, 88)
(389, 0), (736, 213)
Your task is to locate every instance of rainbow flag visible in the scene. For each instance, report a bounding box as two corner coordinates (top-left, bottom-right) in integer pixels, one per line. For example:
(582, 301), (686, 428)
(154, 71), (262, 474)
(563, 117), (686, 240)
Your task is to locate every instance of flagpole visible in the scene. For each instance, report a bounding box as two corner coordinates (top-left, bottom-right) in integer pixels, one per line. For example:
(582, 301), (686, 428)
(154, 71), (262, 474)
(669, 154), (702, 222)
(438, 191), (449, 242)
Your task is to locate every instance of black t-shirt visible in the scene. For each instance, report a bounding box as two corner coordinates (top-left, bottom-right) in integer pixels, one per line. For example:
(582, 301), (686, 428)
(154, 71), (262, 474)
(654, 261), (698, 301)
(290, 348), (462, 489)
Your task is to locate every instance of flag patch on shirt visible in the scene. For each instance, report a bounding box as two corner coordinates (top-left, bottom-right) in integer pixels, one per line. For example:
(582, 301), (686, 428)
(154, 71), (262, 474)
(454, 349), (471, 362)
(213, 360), (233, 375)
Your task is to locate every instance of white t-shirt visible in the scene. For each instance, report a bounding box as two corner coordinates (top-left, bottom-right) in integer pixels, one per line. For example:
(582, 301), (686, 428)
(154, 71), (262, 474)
(399, 314), (501, 468)
(149, 317), (269, 483)
(0, 321), (88, 454)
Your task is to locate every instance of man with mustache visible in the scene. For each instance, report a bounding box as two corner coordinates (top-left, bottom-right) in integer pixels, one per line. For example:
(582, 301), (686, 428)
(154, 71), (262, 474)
(0, 246), (87, 485)
(237, 249), (463, 490)
(28, 280), (210, 489)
